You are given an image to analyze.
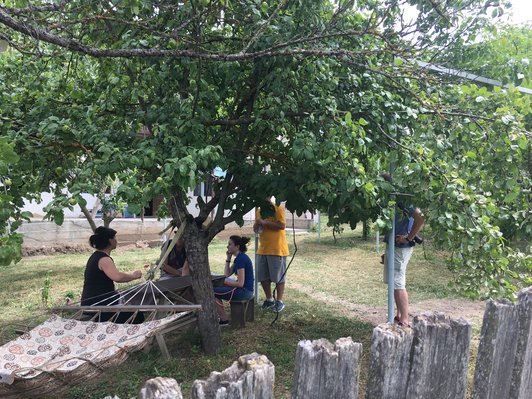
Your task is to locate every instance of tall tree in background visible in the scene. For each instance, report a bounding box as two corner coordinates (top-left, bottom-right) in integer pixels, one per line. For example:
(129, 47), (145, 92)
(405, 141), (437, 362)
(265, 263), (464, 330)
(1, 0), (530, 352)
(441, 23), (532, 89)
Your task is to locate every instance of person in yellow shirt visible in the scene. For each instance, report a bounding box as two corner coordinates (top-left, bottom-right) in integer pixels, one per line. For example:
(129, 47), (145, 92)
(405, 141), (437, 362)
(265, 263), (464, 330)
(254, 197), (289, 312)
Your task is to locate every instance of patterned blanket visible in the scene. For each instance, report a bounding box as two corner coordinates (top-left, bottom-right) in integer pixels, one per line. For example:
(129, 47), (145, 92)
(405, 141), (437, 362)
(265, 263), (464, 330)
(0, 313), (184, 385)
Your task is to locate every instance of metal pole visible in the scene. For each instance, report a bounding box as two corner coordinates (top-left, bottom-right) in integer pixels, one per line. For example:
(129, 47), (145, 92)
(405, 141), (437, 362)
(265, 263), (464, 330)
(376, 159), (380, 254)
(317, 210), (321, 243)
(386, 161), (395, 323)
(254, 208), (259, 304)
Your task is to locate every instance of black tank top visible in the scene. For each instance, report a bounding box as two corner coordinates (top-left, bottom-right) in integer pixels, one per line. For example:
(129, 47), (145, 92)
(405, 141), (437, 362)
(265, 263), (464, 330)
(81, 251), (117, 305)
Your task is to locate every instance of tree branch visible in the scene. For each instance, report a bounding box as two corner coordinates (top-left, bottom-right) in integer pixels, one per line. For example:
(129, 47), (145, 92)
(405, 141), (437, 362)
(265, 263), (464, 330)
(6, 0), (69, 16)
(80, 204), (97, 232)
(241, 0), (288, 54)
(0, 8), (405, 62)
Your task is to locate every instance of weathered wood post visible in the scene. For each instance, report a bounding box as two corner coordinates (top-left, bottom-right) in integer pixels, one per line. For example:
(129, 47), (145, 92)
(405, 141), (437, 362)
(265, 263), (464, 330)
(292, 337), (362, 399)
(138, 377), (183, 399)
(472, 286), (532, 399)
(405, 314), (471, 399)
(191, 353), (274, 399)
(366, 313), (471, 399)
(511, 286), (532, 398)
(365, 324), (413, 399)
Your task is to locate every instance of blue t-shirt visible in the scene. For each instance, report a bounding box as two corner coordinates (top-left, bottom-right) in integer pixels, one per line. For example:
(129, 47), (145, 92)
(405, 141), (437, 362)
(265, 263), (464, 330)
(232, 252), (254, 292)
(385, 203), (415, 248)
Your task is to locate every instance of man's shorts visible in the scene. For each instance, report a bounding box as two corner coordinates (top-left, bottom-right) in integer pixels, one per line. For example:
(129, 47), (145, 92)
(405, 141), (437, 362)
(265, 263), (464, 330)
(393, 246), (413, 290)
(256, 255), (287, 284)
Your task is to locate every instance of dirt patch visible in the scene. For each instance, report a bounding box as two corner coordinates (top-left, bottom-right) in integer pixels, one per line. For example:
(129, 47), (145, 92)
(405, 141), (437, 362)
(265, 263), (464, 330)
(22, 244), (91, 257)
(114, 240), (162, 251)
(291, 282), (486, 327)
(20, 223), (254, 257)
(214, 225), (256, 241)
(22, 240), (162, 257)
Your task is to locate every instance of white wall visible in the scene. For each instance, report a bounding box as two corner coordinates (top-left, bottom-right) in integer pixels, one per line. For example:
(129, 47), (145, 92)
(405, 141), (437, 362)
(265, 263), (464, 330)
(20, 192), (308, 230)
(22, 192), (98, 218)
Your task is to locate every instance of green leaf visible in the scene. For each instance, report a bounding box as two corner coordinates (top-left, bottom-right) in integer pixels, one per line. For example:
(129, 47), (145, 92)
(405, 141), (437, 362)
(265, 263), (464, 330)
(20, 211), (33, 220)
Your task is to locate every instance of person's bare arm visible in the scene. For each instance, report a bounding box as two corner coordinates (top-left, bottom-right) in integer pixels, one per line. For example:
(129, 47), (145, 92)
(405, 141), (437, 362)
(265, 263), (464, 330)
(224, 267), (245, 288)
(396, 208), (425, 245)
(99, 257), (142, 282)
(261, 219), (285, 230)
(253, 218), (262, 233)
(162, 263), (181, 276)
(224, 252), (232, 277)
(407, 208), (425, 240)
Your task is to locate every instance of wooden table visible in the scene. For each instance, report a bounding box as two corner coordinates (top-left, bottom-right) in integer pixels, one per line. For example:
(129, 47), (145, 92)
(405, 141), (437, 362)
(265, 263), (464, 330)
(123, 274), (226, 306)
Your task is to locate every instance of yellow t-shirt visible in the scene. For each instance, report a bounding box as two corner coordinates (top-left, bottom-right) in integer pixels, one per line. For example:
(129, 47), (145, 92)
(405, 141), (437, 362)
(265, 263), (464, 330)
(256, 204), (289, 256)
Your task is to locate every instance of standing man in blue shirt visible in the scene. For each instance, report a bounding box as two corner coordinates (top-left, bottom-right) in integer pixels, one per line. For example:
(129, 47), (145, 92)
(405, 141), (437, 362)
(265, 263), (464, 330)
(381, 173), (425, 327)
(391, 204), (424, 326)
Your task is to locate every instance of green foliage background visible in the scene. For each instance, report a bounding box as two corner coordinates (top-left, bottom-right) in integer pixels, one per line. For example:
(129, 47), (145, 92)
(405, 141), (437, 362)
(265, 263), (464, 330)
(0, 0), (530, 299)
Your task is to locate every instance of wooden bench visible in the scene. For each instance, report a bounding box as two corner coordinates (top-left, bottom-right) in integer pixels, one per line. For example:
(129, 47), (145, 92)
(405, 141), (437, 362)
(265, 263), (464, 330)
(230, 297), (255, 328)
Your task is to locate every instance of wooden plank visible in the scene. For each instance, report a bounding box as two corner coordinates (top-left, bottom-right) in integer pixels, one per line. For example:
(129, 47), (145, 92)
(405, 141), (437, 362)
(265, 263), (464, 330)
(155, 333), (171, 360)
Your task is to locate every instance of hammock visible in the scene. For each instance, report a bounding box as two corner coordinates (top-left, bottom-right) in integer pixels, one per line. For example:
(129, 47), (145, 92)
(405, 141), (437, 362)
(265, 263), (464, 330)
(0, 222), (202, 398)
(0, 278), (201, 398)
(0, 312), (193, 398)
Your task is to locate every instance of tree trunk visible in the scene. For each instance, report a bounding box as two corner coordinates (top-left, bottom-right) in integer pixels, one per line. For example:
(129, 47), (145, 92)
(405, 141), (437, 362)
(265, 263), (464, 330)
(362, 221), (369, 241)
(103, 215), (114, 228)
(80, 204), (98, 232)
(184, 221), (222, 355)
(90, 197), (101, 219)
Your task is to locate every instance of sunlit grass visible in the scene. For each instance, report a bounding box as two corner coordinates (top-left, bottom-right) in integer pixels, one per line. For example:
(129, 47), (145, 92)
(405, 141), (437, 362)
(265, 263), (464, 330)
(0, 224), (472, 398)
(60, 287), (374, 399)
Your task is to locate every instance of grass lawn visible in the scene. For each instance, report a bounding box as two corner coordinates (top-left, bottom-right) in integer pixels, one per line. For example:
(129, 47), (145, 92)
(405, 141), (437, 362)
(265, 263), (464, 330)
(0, 226), (471, 398)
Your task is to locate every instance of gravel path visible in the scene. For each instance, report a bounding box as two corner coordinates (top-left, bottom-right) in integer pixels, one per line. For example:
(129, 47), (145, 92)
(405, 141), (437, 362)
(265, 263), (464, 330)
(290, 281), (486, 327)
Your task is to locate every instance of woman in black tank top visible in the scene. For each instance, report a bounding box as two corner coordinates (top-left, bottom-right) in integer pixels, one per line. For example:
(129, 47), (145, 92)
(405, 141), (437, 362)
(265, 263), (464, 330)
(81, 227), (143, 323)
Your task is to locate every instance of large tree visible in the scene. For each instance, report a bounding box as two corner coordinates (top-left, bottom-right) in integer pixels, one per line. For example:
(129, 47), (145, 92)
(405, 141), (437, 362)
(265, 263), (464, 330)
(1, 0), (530, 352)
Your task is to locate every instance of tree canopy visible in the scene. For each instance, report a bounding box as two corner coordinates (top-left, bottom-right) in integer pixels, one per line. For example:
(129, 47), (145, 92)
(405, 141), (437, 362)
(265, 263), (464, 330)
(0, 0), (530, 351)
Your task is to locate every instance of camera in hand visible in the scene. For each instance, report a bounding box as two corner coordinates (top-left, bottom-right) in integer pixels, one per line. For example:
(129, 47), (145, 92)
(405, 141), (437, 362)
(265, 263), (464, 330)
(409, 235), (423, 246)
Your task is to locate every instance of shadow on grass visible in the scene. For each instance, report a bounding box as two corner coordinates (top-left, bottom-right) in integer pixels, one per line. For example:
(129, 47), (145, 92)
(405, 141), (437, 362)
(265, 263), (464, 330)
(58, 290), (374, 399)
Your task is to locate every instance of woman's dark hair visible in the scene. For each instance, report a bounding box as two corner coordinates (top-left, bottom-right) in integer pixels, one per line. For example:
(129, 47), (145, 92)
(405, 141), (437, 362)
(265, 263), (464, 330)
(89, 227), (117, 250)
(229, 235), (251, 253)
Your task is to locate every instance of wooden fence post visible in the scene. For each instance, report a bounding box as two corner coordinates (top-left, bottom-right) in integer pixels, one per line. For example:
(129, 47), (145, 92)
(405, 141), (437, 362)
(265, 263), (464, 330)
(472, 286), (532, 399)
(292, 337), (362, 399)
(405, 313), (471, 399)
(365, 324), (413, 399)
(366, 313), (471, 399)
(191, 352), (274, 399)
(138, 377), (183, 399)
(511, 286), (532, 398)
